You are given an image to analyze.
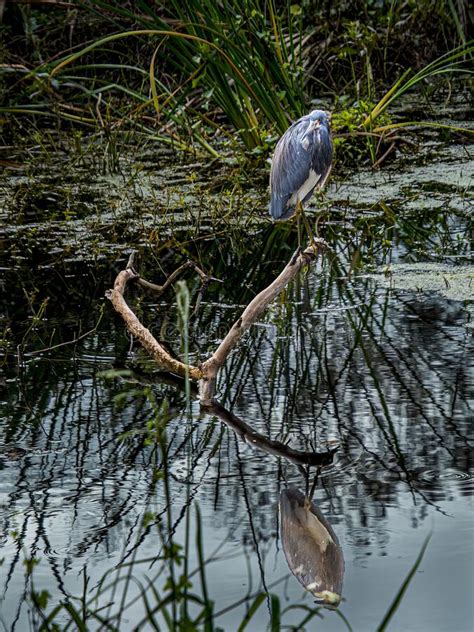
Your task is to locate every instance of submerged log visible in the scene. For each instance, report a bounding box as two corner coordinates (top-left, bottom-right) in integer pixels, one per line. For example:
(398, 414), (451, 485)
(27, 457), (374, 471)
(280, 487), (344, 607)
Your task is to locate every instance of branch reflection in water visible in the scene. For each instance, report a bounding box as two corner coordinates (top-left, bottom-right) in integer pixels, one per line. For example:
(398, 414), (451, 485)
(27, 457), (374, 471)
(202, 398), (344, 609)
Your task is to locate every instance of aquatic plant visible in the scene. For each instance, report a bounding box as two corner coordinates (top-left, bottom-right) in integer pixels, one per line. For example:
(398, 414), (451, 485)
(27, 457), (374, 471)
(3, 1), (306, 155)
(2, 2), (471, 164)
(23, 375), (433, 631)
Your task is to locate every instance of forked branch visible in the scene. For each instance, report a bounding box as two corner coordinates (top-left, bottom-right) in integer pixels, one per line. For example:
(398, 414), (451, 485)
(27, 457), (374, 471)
(107, 240), (328, 402)
(106, 255), (202, 381)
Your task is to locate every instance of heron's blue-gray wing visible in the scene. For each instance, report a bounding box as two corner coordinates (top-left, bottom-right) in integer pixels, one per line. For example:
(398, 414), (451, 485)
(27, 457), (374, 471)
(269, 119), (313, 220)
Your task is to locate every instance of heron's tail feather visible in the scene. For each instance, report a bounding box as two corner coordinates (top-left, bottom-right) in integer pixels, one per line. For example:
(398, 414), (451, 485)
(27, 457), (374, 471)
(269, 198), (295, 221)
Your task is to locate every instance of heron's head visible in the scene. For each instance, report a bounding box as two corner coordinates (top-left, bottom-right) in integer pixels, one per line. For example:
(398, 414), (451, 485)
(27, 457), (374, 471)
(302, 110), (331, 141)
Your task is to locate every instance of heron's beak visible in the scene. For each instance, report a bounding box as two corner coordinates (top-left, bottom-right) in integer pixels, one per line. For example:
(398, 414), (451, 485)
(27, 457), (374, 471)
(303, 119), (320, 140)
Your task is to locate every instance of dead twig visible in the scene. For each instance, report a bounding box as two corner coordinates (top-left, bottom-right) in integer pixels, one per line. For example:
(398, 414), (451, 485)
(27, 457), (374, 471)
(372, 141), (396, 169)
(106, 254), (202, 380)
(24, 306), (105, 356)
(137, 260), (222, 297)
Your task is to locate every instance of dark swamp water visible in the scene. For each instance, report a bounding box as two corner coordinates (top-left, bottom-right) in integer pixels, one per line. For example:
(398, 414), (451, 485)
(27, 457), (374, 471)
(0, 101), (473, 630)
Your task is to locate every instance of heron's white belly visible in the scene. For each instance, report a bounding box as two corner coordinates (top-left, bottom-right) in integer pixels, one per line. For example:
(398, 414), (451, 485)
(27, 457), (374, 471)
(289, 169), (320, 206)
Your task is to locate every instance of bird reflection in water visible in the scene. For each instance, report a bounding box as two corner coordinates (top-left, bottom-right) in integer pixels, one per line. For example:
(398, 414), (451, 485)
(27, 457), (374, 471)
(280, 487), (344, 607)
(201, 399), (344, 607)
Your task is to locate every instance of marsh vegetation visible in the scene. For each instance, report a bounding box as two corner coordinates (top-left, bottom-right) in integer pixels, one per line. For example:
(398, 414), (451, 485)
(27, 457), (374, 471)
(0, 1), (473, 631)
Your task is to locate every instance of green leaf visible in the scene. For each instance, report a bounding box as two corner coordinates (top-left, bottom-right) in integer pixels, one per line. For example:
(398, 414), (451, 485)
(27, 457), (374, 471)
(237, 593), (266, 632)
(270, 594), (281, 632)
(32, 590), (50, 610)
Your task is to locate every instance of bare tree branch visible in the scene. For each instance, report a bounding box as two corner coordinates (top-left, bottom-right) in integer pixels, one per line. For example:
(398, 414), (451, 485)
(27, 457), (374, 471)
(137, 260), (222, 297)
(107, 239), (328, 402)
(199, 239), (327, 401)
(106, 264), (203, 381)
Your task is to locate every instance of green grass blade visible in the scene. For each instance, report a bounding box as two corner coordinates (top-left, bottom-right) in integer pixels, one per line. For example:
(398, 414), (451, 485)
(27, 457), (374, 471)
(363, 68), (411, 127)
(373, 121), (474, 134)
(149, 44), (161, 115)
(195, 504), (214, 631)
(270, 594), (281, 632)
(62, 601), (88, 632)
(236, 593), (266, 632)
(49, 30), (257, 101)
(363, 42), (473, 127)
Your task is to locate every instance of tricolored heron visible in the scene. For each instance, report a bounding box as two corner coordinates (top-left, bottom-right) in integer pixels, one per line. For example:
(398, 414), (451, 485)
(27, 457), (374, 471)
(269, 110), (332, 242)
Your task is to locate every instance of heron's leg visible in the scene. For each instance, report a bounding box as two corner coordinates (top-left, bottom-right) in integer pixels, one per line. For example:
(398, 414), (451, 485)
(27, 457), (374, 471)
(302, 209), (314, 242)
(308, 467), (321, 500)
(295, 202), (317, 248)
(296, 200), (308, 250)
(296, 208), (302, 250)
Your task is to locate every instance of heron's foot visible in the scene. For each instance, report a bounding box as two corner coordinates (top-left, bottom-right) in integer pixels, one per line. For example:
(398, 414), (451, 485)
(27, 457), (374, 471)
(309, 236), (332, 252)
(290, 246), (303, 265)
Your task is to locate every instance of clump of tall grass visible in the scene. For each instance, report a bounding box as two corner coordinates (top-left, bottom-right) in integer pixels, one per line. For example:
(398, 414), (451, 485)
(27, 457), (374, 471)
(8, 1), (307, 156)
(331, 42), (473, 165)
(1, 3), (472, 163)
